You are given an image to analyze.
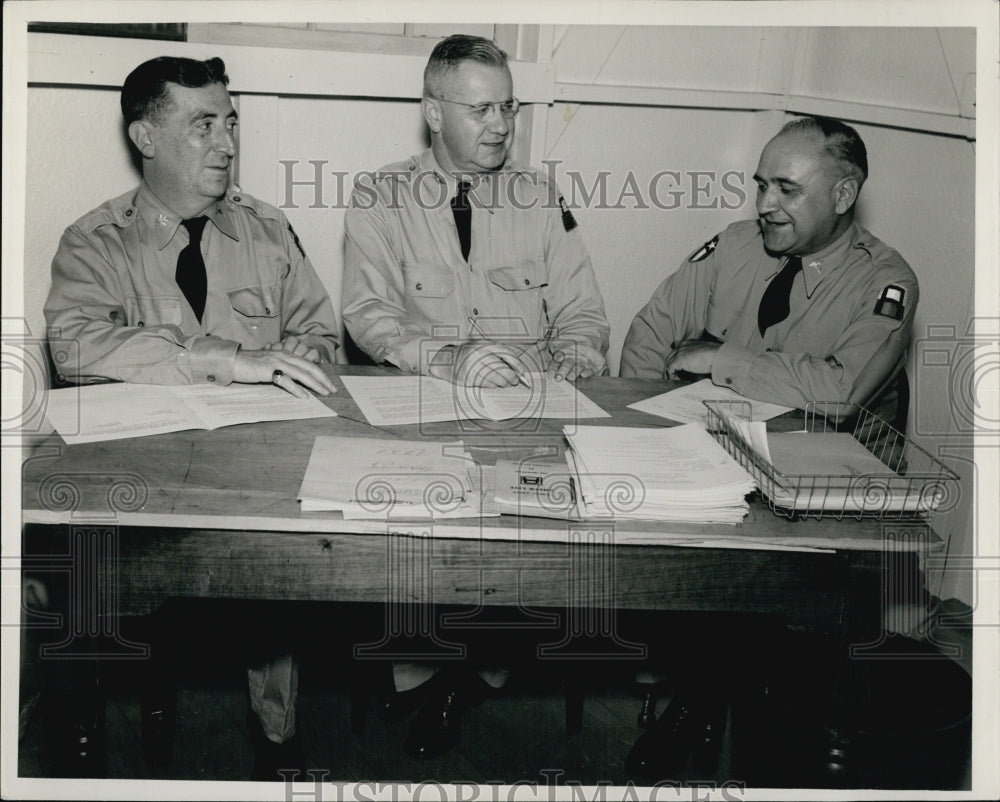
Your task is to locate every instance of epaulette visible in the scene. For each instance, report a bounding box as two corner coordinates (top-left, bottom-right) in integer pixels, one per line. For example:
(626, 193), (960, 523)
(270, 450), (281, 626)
(226, 188), (282, 221)
(371, 157), (420, 184)
(73, 189), (138, 233)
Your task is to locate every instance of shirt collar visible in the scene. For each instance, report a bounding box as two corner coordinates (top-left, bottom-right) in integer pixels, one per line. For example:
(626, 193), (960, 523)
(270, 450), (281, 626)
(797, 221), (860, 298)
(135, 182), (238, 250)
(417, 148), (530, 198)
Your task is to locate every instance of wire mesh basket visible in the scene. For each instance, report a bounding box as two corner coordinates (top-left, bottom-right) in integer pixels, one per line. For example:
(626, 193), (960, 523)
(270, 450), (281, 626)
(703, 400), (959, 521)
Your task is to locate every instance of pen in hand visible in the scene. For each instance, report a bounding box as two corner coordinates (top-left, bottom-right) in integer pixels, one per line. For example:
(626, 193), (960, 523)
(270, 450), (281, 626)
(467, 316), (531, 388)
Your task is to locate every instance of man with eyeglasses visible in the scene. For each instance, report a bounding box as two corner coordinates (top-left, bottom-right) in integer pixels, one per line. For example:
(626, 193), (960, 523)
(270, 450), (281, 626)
(344, 33), (609, 387)
(342, 34), (610, 759)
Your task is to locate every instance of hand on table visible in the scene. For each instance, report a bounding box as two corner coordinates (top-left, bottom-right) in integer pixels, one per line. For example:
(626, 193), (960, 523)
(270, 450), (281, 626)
(428, 341), (531, 388)
(262, 335), (323, 363)
(233, 349), (337, 398)
(545, 340), (607, 382)
(663, 340), (721, 380)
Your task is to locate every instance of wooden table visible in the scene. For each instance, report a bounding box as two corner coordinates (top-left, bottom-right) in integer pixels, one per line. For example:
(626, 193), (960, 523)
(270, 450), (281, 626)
(20, 367), (939, 780)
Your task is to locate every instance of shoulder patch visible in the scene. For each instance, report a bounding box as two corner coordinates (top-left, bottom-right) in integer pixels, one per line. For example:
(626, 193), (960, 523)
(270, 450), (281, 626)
(688, 235), (719, 263)
(874, 285), (905, 320)
(558, 195), (577, 232)
(288, 222), (307, 259)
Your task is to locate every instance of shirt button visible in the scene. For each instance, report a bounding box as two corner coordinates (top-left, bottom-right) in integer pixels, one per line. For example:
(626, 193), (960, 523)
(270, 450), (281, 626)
(524, 278), (531, 285)
(233, 196), (241, 202)
(251, 324), (258, 330)
(124, 209), (133, 217)
(472, 308), (479, 315)
(721, 328), (728, 336)
(207, 374), (216, 382)
(137, 320), (144, 327)
(264, 307), (271, 315)
(724, 377), (732, 385)
(415, 283), (423, 291)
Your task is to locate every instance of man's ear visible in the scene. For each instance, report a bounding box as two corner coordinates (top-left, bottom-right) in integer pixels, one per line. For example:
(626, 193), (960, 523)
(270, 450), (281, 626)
(421, 98), (442, 134)
(834, 176), (860, 215)
(127, 120), (156, 159)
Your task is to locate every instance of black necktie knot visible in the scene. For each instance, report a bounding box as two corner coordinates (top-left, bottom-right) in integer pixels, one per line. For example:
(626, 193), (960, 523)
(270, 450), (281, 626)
(181, 216), (209, 242)
(757, 255), (803, 336)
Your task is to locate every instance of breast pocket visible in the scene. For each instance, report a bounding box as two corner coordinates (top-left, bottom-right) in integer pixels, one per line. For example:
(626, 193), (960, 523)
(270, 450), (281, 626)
(486, 258), (548, 293)
(402, 262), (455, 299)
(484, 258), (548, 337)
(705, 299), (750, 341)
(228, 284), (281, 348)
(124, 296), (182, 328)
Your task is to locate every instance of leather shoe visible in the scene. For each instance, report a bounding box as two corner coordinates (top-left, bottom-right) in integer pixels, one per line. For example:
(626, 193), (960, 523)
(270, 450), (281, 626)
(625, 687), (726, 780)
(404, 668), (490, 759)
(379, 682), (432, 722)
(248, 709), (307, 782)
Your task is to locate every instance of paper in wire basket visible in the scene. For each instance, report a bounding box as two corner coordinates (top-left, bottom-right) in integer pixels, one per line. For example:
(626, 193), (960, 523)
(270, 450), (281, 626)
(703, 400), (959, 521)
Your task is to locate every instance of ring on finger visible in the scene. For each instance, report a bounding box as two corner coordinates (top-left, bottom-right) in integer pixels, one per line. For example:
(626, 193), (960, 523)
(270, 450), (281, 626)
(272, 369), (284, 383)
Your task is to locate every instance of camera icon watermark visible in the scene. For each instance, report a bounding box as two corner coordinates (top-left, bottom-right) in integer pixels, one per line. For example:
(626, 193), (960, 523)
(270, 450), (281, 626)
(416, 319), (567, 436)
(913, 317), (1000, 441)
(1, 322), (80, 445)
(1, 321), (83, 448)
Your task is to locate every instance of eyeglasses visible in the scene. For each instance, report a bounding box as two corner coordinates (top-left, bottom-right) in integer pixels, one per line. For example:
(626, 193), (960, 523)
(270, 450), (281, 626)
(427, 96), (521, 122)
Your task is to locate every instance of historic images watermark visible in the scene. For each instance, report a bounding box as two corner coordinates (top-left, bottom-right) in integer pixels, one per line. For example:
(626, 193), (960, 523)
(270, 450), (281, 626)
(272, 772), (747, 801)
(278, 159), (748, 212)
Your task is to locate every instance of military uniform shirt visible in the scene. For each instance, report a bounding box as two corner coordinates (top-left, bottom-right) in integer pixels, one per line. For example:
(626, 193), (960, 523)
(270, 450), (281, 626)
(342, 149), (610, 374)
(45, 182), (339, 385)
(620, 220), (919, 413)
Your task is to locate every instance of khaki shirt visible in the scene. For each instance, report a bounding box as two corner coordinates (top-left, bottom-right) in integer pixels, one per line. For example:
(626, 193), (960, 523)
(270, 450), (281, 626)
(620, 220), (919, 414)
(342, 149), (609, 374)
(45, 183), (339, 385)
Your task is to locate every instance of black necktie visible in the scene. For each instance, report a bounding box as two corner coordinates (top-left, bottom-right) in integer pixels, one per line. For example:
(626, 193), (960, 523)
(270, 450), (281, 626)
(451, 181), (472, 262)
(176, 217), (209, 323)
(757, 255), (803, 335)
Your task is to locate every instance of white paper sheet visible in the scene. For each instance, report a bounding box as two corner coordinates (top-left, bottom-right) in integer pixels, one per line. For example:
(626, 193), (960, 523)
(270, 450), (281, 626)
(341, 373), (609, 426)
(628, 379), (793, 426)
(44, 382), (336, 444)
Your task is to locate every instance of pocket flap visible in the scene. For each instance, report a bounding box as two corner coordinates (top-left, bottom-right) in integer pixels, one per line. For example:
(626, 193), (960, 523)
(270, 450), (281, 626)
(228, 286), (278, 317)
(403, 262), (455, 299)
(487, 258), (547, 291)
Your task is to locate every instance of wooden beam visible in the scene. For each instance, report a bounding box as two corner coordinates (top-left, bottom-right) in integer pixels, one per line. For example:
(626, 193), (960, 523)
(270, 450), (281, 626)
(553, 81), (976, 140)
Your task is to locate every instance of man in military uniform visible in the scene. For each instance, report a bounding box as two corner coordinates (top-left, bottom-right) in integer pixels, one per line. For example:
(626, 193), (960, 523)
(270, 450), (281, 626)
(621, 115), (918, 431)
(44, 56), (338, 779)
(619, 116), (919, 778)
(342, 34), (610, 758)
(343, 34), (609, 387)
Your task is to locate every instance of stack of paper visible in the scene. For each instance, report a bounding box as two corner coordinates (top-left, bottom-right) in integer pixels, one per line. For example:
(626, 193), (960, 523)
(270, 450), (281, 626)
(712, 406), (944, 515)
(297, 435), (495, 519)
(564, 424), (756, 524)
(764, 432), (929, 513)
